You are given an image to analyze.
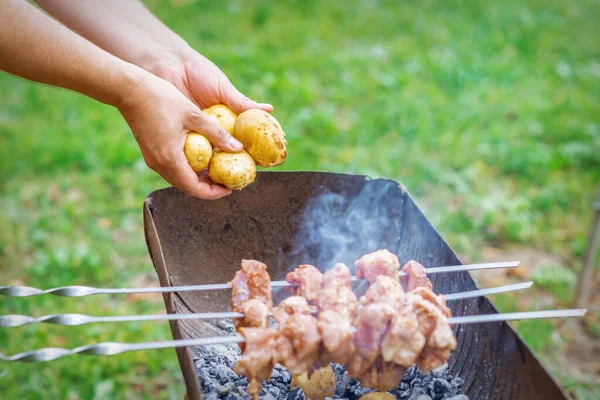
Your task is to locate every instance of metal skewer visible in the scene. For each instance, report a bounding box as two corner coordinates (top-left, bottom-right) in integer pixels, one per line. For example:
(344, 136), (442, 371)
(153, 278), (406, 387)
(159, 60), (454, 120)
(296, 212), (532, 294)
(0, 261), (520, 297)
(0, 282), (533, 327)
(0, 308), (586, 363)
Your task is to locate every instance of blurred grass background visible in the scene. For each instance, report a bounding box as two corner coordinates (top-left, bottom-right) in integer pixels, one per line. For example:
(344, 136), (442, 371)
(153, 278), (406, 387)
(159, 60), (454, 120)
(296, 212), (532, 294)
(1, 0), (599, 398)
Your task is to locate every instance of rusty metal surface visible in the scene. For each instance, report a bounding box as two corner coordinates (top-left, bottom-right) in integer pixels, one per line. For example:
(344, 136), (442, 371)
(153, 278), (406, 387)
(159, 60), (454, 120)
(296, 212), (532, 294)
(143, 171), (569, 400)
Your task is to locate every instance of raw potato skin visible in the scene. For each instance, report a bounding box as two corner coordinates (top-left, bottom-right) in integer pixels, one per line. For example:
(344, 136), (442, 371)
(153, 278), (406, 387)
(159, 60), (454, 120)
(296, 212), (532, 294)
(208, 149), (257, 190)
(233, 109), (287, 167)
(203, 104), (238, 134)
(184, 132), (213, 172)
(290, 366), (336, 400)
(359, 393), (396, 400)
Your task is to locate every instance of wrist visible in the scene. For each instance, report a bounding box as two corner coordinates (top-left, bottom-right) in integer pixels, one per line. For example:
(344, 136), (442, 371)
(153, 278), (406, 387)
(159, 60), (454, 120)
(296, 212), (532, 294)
(113, 63), (153, 112)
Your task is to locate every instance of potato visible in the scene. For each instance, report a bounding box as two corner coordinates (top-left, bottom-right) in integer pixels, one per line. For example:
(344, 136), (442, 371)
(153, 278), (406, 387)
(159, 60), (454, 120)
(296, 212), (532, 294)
(184, 132), (213, 172)
(233, 109), (287, 167)
(359, 392), (396, 400)
(203, 104), (238, 134)
(208, 149), (256, 190)
(290, 366), (336, 400)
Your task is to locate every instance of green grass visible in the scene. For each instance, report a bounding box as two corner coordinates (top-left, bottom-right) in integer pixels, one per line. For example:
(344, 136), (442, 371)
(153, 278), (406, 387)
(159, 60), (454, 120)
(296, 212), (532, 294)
(1, 0), (599, 398)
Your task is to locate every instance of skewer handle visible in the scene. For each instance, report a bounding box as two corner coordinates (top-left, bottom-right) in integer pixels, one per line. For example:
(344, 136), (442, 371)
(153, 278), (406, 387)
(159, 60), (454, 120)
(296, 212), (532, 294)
(0, 336), (244, 363)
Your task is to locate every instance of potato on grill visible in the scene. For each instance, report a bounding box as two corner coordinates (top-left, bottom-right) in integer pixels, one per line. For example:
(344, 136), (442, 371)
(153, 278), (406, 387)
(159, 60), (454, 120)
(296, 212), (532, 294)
(208, 149), (256, 190)
(359, 392), (396, 400)
(233, 109), (287, 167)
(290, 365), (336, 400)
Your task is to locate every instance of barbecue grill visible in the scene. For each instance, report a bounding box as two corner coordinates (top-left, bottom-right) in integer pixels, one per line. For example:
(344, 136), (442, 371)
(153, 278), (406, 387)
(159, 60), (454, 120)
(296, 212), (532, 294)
(143, 171), (572, 400)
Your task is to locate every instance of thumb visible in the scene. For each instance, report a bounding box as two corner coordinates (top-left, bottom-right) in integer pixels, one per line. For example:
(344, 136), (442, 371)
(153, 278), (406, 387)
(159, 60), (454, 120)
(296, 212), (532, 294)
(186, 109), (243, 152)
(220, 81), (273, 114)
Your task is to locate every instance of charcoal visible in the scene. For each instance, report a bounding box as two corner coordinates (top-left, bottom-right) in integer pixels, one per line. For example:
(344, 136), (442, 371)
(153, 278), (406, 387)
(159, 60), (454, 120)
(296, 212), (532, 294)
(407, 388), (426, 400)
(344, 378), (374, 400)
(193, 347), (468, 400)
(287, 388), (305, 400)
(431, 380), (452, 398)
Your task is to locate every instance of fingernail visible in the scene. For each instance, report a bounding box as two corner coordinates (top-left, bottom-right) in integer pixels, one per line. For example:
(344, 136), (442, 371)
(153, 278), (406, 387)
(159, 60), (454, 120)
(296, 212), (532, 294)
(229, 136), (243, 150)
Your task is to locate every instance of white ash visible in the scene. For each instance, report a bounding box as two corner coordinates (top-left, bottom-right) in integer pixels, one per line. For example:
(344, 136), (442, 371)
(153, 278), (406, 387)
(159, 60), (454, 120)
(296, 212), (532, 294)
(192, 319), (468, 400)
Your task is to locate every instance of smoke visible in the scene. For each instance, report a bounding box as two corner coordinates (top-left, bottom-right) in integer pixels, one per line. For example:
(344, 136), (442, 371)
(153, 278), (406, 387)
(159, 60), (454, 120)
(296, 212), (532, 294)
(286, 180), (403, 275)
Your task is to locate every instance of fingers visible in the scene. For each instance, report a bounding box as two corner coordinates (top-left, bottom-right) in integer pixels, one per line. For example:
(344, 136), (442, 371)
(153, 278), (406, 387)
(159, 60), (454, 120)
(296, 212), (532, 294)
(186, 109), (243, 152)
(157, 154), (232, 200)
(220, 80), (273, 114)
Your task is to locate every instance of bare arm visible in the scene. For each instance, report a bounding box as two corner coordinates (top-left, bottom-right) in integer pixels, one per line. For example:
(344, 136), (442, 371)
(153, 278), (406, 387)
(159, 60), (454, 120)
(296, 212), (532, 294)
(0, 0), (241, 200)
(0, 0), (139, 107)
(33, 0), (273, 113)
(33, 0), (189, 73)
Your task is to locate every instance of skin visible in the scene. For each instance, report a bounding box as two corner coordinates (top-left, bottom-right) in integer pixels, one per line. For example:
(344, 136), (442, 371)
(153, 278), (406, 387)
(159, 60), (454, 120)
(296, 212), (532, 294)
(0, 0), (272, 200)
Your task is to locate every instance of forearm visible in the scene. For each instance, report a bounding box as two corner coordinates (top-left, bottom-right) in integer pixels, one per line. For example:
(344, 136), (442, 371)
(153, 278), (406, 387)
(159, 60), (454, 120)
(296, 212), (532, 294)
(0, 0), (144, 107)
(34, 0), (192, 72)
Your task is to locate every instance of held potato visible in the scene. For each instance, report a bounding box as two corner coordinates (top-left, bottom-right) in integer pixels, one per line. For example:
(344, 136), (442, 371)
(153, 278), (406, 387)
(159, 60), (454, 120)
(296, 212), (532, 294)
(184, 132), (213, 172)
(208, 149), (256, 190)
(203, 104), (238, 134)
(290, 366), (336, 400)
(233, 109), (287, 167)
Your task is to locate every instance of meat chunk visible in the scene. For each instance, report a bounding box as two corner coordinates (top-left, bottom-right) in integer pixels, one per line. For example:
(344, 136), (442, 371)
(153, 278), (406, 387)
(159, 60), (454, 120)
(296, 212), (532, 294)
(317, 310), (355, 365)
(316, 263), (359, 320)
(235, 299), (270, 330)
(273, 296), (321, 375)
(346, 303), (396, 377)
(406, 291), (457, 373)
(321, 262), (352, 288)
(234, 327), (278, 396)
(285, 264), (323, 303)
(230, 259), (273, 314)
(410, 286), (451, 317)
(272, 296), (312, 326)
(416, 317), (457, 372)
(400, 260), (433, 292)
(355, 250), (400, 284)
(360, 275), (405, 309)
(381, 304), (426, 366)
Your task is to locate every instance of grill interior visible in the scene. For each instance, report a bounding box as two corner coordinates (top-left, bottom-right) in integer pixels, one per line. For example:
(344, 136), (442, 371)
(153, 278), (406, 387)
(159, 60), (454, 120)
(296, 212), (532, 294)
(143, 171), (568, 400)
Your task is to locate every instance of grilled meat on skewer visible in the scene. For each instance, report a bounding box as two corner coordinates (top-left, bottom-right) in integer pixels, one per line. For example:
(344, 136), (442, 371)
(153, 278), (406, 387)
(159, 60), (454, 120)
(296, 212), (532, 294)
(410, 286), (451, 317)
(381, 304), (426, 366)
(408, 292), (457, 372)
(234, 327), (279, 397)
(236, 299), (271, 329)
(274, 296), (321, 375)
(316, 263), (359, 365)
(346, 302), (396, 377)
(230, 259), (273, 315)
(315, 263), (359, 320)
(400, 260), (433, 292)
(317, 309), (355, 365)
(231, 252), (457, 395)
(285, 264), (323, 304)
(355, 249), (400, 284)
(359, 275), (405, 309)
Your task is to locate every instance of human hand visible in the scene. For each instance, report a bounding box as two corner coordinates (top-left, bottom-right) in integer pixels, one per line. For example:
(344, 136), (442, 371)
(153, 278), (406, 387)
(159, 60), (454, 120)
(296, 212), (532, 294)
(147, 50), (273, 115)
(117, 70), (243, 200)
